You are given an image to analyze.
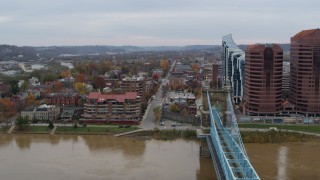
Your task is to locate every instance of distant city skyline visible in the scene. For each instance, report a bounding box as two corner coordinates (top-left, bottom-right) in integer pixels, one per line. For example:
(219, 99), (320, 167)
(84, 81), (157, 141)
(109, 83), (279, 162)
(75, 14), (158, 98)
(0, 0), (319, 46)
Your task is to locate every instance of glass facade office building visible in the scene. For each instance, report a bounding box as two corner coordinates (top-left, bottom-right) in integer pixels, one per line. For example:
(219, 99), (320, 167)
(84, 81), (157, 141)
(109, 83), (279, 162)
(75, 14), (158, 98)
(222, 34), (245, 104)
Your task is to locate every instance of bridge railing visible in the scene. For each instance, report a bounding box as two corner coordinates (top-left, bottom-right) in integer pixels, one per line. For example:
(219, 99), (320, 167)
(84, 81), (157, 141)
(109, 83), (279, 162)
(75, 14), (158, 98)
(207, 91), (260, 179)
(226, 91), (247, 157)
(207, 92), (235, 179)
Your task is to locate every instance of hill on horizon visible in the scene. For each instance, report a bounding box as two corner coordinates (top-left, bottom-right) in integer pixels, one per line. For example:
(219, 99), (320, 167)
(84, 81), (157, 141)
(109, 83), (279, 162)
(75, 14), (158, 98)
(0, 43), (290, 61)
(0, 44), (221, 60)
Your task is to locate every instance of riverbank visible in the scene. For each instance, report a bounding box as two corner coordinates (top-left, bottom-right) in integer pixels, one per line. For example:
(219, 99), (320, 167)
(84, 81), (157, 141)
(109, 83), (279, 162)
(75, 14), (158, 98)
(239, 123), (320, 134)
(3, 124), (320, 143)
(124, 129), (198, 140)
(241, 130), (320, 143)
(127, 129), (320, 142)
(6, 125), (139, 135)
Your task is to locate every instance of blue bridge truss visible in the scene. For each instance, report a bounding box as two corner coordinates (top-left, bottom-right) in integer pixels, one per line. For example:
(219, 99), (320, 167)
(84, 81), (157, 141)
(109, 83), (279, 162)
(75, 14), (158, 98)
(198, 91), (260, 180)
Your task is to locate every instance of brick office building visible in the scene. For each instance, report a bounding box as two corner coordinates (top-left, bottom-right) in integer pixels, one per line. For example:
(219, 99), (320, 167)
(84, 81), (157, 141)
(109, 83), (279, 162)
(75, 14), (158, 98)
(289, 29), (320, 116)
(244, 44), (283, 115)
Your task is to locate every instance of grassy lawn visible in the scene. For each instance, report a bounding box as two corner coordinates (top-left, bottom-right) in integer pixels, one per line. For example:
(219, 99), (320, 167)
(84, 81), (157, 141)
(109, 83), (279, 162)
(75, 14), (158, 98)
(28, 126), (51, 133)
(127, 129), (197, 140)
(55, 126), (139, 135)
(154, 129), (197, 140)
(0, 127), (9, 133)
(239, 123), (320, 134)
(13, 125), (51, 133)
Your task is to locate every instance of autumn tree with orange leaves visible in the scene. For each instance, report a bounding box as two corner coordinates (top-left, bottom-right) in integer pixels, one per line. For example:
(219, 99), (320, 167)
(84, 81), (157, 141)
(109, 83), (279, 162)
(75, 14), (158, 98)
(160, 59), (170, 71)
(0, 98), (16, 121)
(75, 74), (85, 83)
(191, 63), (200, 73)
(60, 70), (71, 78)
(74, 82), (88, 94)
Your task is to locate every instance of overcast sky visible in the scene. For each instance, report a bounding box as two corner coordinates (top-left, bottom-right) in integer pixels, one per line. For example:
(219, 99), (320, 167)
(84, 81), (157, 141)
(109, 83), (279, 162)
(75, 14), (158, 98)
(0, 0), (319, 46)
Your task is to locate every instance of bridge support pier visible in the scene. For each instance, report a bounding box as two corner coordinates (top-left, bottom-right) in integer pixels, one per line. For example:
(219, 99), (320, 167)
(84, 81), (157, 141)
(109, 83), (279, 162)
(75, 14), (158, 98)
(199, 138), (210, 157)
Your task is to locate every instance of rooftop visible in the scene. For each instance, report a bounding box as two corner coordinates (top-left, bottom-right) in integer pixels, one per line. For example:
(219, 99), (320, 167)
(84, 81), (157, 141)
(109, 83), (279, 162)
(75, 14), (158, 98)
(87, 92), (138, 103)
(292, 28), (320, 39)
(246, 43), (282, 51)
(175, 64), (191, 71)
(122, 75), (145, 81)
(47, 93), (79, 97)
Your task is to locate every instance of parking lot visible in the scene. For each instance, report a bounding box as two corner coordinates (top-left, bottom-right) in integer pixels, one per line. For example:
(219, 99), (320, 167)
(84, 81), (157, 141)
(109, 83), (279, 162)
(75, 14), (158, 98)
(157, 119), (197, 130)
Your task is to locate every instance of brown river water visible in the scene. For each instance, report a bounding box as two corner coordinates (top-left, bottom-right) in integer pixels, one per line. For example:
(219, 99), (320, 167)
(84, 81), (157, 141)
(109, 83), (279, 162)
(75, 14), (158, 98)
(0, 134), (319, 180)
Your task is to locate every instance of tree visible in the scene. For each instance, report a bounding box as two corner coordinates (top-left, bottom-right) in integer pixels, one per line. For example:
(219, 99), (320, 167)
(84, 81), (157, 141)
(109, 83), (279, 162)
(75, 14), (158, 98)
(153, 106), (162, 123)
(87, 61), (98, 75)
(0, 98), (16, 120)
(160, 59), (170, 71)
(48, 121), (54, 129)
(191, 64), (200, 73)
(74, 82), (88, 94)
(20, 81), (29, 92)
(169, 104), (180, 113)
(121, 66), (129, 74)
(46, 82), (64, 93)
(11, 83), (19, 94)
(43, 74), (59, 83)
(92, 76), (106, 90)
(16, 116), (30, 130)
(99, 60), (113, 74)
(73, 117), (78, 128)
(60, 70), (71, 78)
(26, 94), (36, 106)
(75, 74), (85, 83)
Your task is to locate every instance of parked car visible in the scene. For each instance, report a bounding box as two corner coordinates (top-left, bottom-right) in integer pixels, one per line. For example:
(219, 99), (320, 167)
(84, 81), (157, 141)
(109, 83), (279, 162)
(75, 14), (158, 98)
(176, 122), (183, 126)
(171, 122), (177, 127)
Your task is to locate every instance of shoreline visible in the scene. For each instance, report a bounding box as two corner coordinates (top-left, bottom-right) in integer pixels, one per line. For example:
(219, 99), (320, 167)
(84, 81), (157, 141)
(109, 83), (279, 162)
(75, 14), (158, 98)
(3, 127), (320, 143)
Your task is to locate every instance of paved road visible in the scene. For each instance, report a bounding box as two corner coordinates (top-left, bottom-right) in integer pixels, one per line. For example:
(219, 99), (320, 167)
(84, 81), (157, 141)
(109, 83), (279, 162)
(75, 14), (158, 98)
(140, 83), (164, 129)
(139, 61), (176, 129)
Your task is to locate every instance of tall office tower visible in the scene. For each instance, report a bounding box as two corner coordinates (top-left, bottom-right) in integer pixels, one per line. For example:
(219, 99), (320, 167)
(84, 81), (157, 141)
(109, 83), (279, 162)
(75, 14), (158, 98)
(244, 44), (283, 116)
(222, 34), (245, 104)
(289, 29), (320, 116)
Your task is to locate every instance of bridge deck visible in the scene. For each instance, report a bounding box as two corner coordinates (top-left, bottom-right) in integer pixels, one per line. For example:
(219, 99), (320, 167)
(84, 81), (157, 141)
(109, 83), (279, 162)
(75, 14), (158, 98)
(199, 92), (260, 180)
(206, 135), (226, 180)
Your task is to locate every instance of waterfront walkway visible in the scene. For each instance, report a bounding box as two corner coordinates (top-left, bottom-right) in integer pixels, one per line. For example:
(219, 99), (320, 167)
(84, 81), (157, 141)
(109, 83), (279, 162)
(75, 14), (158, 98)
(114, 129), (149, 137)
(7, 125), (15, 133)
(50, 126), (57, 135)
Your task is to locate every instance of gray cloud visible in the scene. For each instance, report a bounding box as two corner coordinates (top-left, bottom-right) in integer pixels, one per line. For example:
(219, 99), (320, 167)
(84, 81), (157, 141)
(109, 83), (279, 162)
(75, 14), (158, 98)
(0, 0), (319, 46)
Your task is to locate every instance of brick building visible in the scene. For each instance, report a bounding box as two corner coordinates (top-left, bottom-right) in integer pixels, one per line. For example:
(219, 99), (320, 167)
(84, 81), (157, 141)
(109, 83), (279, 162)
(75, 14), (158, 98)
(81, 92), (141, 124)
(45, 93), (81, 107)
(244, 44), (283, 115)
(121, 76), (146, 97)
(289, 29), (320, 116)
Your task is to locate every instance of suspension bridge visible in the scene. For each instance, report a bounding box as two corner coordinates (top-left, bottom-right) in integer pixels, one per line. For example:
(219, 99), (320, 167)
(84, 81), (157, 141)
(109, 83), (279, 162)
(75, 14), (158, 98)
(197, 91), (260, 180)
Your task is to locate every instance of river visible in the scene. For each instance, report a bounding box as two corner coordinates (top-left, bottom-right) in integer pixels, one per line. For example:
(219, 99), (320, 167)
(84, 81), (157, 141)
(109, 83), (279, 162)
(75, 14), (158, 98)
(0, 134), (319, 180)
